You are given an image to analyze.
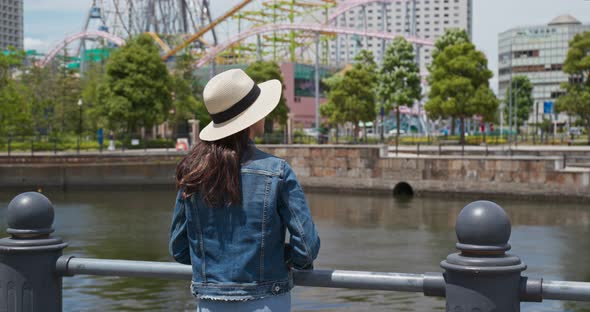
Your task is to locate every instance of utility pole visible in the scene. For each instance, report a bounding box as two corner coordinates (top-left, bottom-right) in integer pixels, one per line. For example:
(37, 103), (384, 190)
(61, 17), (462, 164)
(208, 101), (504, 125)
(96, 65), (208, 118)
(315, 32), (320, 141)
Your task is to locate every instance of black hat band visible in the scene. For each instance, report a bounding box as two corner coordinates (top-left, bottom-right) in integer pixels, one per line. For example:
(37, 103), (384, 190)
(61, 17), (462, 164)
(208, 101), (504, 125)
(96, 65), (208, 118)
(209, 84), (261, 124)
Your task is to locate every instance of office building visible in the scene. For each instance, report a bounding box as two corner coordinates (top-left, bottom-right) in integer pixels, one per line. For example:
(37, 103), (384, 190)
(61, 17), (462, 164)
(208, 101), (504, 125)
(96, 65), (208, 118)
(329, 0), (473, 73)
(0, 0), (23, 50)
(498, 15), (590, 125)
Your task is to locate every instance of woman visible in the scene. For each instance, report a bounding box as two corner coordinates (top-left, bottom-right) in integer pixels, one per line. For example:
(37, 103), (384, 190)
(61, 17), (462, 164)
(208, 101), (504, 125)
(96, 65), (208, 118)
(170, 69), (321, 312)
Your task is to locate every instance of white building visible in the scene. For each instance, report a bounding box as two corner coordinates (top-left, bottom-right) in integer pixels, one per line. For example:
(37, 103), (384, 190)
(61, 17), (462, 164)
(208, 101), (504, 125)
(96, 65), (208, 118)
(498, 15), (590, 125)
(329, 0), (473, 73)
(0, 0), (23, 50)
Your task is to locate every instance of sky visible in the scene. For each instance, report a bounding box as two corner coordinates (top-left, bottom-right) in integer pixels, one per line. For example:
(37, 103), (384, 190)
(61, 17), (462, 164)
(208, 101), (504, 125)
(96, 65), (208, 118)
(23, 0), (590, 92)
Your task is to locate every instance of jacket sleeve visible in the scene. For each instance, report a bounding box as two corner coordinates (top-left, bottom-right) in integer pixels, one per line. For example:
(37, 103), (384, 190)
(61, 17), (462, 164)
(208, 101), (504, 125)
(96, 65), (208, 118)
(278, 162), (320, 270)
(169, 190), (191, 265)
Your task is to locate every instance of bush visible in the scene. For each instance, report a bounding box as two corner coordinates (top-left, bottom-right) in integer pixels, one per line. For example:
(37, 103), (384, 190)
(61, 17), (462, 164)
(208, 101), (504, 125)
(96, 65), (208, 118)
(465, 136), (506, 145)
(400, 137), (432, 145)
(146, 139), (175, 149)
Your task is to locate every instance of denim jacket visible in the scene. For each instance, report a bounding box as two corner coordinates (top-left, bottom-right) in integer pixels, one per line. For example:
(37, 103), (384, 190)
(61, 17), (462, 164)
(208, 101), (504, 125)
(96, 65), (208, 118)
(169, 145), (320, 301)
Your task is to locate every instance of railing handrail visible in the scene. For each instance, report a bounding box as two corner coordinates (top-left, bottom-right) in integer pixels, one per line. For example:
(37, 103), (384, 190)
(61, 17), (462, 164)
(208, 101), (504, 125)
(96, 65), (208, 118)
(56, 256), (442, 294)
(55, 255), (590, 303)
(4, 193), (590, 311)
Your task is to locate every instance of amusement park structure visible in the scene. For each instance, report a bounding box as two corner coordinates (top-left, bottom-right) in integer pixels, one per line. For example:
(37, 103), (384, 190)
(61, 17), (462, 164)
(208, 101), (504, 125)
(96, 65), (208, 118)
(38, 0), (435, 134)
(41, 0), (432, 68)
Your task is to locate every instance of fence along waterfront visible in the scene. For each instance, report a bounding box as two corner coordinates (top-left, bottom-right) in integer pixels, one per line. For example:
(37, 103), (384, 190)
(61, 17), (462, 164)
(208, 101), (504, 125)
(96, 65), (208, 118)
(2, 192), (590, 311)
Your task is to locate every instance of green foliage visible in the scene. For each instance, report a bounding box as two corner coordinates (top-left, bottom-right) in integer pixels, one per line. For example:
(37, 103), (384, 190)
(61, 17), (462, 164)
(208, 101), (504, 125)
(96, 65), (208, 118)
(557, 31), (590, 144)
(0, 48), (32, 136)
(170, 54), (209, 136)
(21, 66), (60, 135)
(244, 61), (289, 130)
(378, 37), (422, 112)
(321, 50), (377, 141)
(425, 42), (498, 143)
(0, 46), (25, 83)
(0, 80), (32, 135)
(81, 63), (108, 131)
(97, 34), (172, 133)
(431, 28), (470, 60)
(504, 75), (534, 133)
(562, 31), (590, 78)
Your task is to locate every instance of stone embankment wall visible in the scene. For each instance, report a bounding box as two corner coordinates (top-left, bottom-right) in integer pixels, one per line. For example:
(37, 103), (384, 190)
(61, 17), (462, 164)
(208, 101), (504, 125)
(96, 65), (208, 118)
(1, 146), (589, 200)
(259, 145), (590, 200)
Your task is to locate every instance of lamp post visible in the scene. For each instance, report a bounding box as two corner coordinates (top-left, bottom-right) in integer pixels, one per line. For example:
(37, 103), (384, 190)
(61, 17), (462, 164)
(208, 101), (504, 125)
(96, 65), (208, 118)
(77, 99), (83, 155)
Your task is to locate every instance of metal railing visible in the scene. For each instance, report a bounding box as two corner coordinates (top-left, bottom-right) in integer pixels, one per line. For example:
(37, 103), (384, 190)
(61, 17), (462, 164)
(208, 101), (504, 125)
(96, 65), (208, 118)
(2, 192), (590, 311)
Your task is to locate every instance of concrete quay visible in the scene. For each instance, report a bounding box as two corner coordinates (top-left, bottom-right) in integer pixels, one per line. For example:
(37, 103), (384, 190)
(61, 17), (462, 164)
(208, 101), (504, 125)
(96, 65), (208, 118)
(0, 145), (588, 200)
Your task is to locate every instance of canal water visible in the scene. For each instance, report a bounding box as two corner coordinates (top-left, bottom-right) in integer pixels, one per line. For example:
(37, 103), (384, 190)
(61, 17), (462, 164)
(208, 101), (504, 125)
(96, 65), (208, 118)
(1, 189), (590, 312)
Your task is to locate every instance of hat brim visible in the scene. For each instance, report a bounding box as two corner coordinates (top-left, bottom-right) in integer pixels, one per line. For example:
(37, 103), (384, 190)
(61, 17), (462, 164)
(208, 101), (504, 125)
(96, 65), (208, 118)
(199, 79), (282, 142)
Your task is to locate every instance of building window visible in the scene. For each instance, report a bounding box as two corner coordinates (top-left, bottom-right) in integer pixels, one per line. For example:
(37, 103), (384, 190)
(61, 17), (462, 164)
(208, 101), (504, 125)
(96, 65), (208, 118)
(514, 50), (540, 58)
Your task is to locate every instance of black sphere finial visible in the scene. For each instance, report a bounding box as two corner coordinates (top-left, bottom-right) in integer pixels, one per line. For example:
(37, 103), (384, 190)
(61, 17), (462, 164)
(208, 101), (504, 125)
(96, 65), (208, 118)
(455, 200), (511, 253)
(6, 192), (55, 237)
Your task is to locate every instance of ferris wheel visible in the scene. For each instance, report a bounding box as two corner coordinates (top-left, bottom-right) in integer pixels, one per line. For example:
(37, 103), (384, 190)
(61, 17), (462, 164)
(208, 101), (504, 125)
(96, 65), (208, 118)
(83, 0), (215, 38)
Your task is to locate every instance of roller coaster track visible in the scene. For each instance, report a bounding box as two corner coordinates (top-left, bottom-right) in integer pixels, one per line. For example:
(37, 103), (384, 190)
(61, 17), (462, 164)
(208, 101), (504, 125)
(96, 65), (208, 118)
(146, 32), (172, 53)
(39, 31), (126, 67)
(194, 23), (434, 68)
(162, 0), (254, 60)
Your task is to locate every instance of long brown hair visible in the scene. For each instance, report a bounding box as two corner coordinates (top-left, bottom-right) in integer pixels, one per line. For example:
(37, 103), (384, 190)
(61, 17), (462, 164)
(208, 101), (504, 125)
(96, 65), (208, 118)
(176, 128), (251, 206)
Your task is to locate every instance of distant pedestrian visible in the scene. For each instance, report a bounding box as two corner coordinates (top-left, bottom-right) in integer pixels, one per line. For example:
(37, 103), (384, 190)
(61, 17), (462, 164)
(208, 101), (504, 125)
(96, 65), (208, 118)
(108, 131), (115, 151)
(170, 69), (320, 312)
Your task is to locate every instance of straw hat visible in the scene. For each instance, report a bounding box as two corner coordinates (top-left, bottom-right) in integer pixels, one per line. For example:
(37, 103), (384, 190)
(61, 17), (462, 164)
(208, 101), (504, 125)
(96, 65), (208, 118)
(199, 69), (281, 141)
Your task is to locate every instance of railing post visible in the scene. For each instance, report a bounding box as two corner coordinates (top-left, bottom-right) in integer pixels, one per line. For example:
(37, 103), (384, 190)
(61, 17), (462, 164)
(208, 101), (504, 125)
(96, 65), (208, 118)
(441, 201), (527, 311)
(0, 192), (68, 312)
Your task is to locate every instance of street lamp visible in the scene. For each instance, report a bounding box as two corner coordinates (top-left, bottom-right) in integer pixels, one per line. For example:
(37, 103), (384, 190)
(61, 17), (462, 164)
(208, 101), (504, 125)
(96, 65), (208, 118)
(77, 99), (83, 155)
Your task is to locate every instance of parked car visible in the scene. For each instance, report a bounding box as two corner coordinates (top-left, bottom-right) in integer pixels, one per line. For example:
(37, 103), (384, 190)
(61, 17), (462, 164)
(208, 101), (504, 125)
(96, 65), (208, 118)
(386, 129), (406, 137)
(569, 127), (582, 136)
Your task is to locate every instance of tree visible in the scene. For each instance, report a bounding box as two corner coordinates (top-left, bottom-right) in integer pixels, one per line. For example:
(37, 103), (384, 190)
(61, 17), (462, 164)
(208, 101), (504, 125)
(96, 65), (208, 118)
(556, 31), (590, 144)
(425, 42), (498, 144)
(80, 63), (108, 135)
(504, 75), (534, 134)
(429, 29), (471, 135)
(168, 53), (208, 138)
(0, 48), (32, 137)
(21, 65), (60, 136)
(97, 34), (172, 136)
(0, 46), (25, 83)
(378, 37), (422, 138)
(321, 50), (377, 142)
(244, 61), (289, 133)
(0, 80), (32, 136)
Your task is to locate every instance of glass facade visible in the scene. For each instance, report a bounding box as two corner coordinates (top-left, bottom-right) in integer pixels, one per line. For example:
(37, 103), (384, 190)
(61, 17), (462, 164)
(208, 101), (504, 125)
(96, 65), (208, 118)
(498, 15), (590, 123)
(293, 63), (334, 97)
